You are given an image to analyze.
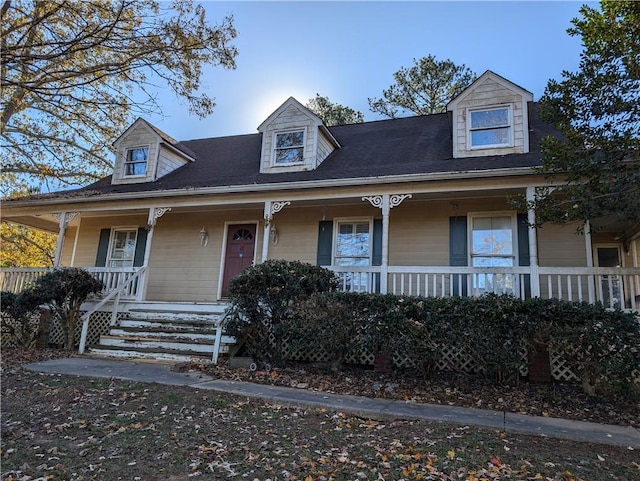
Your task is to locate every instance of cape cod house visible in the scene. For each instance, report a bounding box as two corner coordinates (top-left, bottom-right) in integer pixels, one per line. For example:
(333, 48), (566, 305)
(2, 71), (639, 363)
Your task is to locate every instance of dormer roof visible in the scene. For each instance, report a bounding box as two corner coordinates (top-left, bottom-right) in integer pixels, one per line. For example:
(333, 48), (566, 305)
(446, 70), (533, 111)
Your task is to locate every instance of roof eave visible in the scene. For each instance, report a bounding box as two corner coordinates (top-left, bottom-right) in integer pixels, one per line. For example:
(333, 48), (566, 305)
(2, 166), (539, 209)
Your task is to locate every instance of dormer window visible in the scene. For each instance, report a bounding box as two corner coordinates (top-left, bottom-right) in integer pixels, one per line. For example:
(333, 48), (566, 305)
(274, 130), (304, 164)
(469, 106), (512, 148)
(124, 146), (149, 176)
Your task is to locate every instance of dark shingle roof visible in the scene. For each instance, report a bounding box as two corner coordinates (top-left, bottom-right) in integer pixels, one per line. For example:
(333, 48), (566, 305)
(24, 103), (561, 199)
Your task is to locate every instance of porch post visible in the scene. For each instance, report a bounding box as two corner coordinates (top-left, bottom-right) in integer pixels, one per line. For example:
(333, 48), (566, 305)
(53, 212), (78, 267)
(139, 207), (171, 301)
(584, 220), (595, 302)
(525, 187), (540, 297)
(262, 201), (271, 263)
(363, 193), (412, 294)
(380, 195), (390, 294)
(262, 200), (291, 263)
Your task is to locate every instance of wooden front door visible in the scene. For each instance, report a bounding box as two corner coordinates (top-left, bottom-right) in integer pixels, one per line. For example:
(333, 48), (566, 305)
(221, 224), (256, 297)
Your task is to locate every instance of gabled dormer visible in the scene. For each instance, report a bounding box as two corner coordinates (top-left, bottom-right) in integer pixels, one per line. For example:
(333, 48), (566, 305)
(446, 70), (534, 159)
(257, 97), (340, 174)
(111, 118), (196, 185)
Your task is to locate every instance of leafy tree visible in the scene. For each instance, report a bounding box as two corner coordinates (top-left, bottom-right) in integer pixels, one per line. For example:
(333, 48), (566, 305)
(368, 55), (476, 118)
(527, 1), (639, 234)
(0, 221), (55, 267)
(1, 0), (237, 192)
(305, 94), (364, 126)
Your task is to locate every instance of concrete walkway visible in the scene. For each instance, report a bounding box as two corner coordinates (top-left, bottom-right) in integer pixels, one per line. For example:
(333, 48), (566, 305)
(24, 357), (640, 449)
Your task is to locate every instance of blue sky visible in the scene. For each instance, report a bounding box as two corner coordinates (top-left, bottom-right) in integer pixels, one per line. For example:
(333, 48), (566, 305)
(145, 1), (594, 141)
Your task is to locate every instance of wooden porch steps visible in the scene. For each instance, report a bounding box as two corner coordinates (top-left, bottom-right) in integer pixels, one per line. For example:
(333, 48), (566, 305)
(88, 303), (235, 364)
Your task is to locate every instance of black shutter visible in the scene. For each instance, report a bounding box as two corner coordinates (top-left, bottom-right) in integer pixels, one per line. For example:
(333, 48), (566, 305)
(372, 219), (382, 266)
(95, 228), (111, 267)
(517, 213), (531, 298)
(449, 216), (468, 296)
(317, 221), (333, 266)
(133, 227), (148, 267)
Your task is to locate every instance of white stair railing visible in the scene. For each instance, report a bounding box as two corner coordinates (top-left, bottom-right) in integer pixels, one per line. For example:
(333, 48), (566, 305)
(78, 266), (147, 354)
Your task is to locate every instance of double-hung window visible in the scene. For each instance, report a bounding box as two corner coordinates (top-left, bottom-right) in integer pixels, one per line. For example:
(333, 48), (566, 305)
(108, 229), (138, 267)
(469, 106), (511, 148)
(335, 220), (371, 292)
(124, 146), (149, 176)
(274, 130), (304, 164)
(470, 214), (516, 294)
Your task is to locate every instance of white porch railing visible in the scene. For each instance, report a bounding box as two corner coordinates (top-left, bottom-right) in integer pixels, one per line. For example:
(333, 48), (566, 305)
(2, 265), (639, 310)
(328, 266), (640, 311)
(0, 267), (142, 299)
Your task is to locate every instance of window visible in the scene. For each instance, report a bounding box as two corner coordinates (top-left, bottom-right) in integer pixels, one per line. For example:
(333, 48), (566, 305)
(335, 221), (371, 266)
(274, 130), (304, 164)
(124, 146), (149, 176)
(469, 107), (511, 148)
(335, 220), (371, 292)
(108, 229), (138, 267)
(470, 215), (516, 294)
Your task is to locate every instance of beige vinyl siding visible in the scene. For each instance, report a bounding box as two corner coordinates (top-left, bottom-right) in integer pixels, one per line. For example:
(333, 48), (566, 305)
(156, 146), (189, 178)
(388, 201), (449, 266)
(537, 223), (587, 267)
(315, 131), (335, 168)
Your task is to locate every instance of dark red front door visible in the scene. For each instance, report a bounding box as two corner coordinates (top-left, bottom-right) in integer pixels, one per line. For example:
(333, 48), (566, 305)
(221, 224), (256, 297)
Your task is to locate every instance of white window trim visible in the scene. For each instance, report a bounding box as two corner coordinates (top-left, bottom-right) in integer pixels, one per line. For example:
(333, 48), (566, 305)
(123, 145), (150, 177)
(467, 105), (513, 150)
(467, 211), (518, 267)
(107, 226), (139, 268)
(272, 128), (306, 166)
(333, 217), (373, 266)
(593, 243), (624, 268)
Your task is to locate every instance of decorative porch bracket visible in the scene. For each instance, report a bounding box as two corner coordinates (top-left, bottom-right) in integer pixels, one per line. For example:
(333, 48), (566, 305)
(139, 207), (172, 301)
(147, 207), (172, 227)
(362, 194), (412, 293)
(262, 201), (291, 262)
(53, 212), (79, 267)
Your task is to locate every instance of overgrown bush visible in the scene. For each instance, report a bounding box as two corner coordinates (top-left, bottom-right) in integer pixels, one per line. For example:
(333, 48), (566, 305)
(225, 260), (338, 367)
(289, 292), (370, 372)
(30, 268), (104, 350)
(1, 290), (44, 348)
(549, 301), (640, 396)
(290, 293), (444, 374)
(225, 264), (639, 394)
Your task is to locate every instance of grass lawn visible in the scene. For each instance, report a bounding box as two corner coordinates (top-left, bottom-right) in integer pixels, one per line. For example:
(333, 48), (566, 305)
(1, 359), (638, 481)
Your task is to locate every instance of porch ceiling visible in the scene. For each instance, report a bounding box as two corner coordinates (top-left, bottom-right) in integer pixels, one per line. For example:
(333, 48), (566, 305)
(2, 215), (60, 233)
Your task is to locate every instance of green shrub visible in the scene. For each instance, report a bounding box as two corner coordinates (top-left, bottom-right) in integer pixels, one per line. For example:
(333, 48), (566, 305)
(289, 292), (370, 372)
(1, 290), (44, 348)
(30, 268), (104, 350)
(225, 260), (338, 366)
(227, 267), (639, 395)
(549, 301), (640, 396)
